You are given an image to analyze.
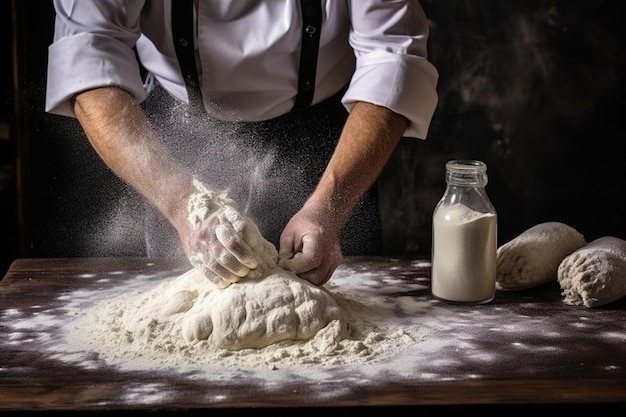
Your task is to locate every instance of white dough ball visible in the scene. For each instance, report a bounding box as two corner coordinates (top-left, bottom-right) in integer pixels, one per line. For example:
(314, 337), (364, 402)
(496, 222), (586, 290)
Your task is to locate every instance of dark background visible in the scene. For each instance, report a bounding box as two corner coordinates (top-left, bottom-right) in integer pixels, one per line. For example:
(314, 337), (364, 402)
(2, 0), (625, 278)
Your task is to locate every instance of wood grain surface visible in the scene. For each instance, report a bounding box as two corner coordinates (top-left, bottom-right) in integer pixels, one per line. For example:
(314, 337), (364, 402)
(1, 257), (625, 413)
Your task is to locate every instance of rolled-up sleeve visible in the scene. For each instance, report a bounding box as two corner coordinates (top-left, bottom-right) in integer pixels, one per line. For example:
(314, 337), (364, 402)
(45, 0), (148, 117)
(342, 0), (439, 139)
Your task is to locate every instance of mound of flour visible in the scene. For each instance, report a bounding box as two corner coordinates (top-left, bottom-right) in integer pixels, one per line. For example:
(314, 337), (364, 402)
(63, 269), (415, 370)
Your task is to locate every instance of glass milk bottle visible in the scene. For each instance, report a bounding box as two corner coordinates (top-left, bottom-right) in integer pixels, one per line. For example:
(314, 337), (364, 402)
(431, 160), (497, 304)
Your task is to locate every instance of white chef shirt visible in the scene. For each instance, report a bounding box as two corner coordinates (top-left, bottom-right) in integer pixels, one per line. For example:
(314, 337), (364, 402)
(46, 0), (439, 139)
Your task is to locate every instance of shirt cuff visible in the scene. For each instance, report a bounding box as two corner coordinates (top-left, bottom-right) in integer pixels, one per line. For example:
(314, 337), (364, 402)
(342, 50), (439, 139)
(45, 33), (148, 118)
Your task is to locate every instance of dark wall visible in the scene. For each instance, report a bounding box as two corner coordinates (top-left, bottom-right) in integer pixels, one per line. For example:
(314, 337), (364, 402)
(2, 1), (625, 276)
(380, 0), (626, 253)
(0, 1), (18, 275)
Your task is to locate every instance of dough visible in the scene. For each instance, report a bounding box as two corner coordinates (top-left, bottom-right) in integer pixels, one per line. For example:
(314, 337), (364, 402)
(557, 236), (626, 308)
(173, 180), (346, 350)
(124, 267), (347, 351)
(496, 222), (586, 290)
(180, 267), (348, 350)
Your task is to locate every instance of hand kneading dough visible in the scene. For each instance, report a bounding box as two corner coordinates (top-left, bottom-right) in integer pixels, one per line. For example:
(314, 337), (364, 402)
(178, 267), (348, 350)
(130, 186), (347, 351)
(557, 236), (626, 308)
(496, 222), (586, 290)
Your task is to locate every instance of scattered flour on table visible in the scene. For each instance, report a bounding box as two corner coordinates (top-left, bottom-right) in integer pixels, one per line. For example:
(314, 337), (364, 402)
(11, 256), (626, 391)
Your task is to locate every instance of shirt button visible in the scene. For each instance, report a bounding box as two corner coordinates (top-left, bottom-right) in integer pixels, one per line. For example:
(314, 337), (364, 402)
(178, 37), (189, 47)
(305, 25), (317, 36)
(302, 81), (312, 91)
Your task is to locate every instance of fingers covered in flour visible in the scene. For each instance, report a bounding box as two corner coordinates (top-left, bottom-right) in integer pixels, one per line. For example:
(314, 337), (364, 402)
(219, 206), (279, 279)
(215, 207), (261, 270)
(190, 206), (279, 286)
(557, 236), (626, 308)
(185, 180), (280, 286)
(187, 214), (247, 288)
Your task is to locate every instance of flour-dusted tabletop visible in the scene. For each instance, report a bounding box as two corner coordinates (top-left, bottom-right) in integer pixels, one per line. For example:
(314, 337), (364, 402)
(1, 257), (625, 413)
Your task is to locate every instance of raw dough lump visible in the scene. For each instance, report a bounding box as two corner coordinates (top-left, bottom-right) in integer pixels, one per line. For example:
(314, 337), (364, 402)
(121, 266), (348, 351)
(179, 267), (348, 350)
(496, 222), (586, 290)
(179, 180), (347, 349)
(557, 236), (626, 308)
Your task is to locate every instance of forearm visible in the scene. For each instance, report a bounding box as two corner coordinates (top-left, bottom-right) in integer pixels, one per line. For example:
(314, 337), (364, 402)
(307, 101), (409, 228)
(72, 87), (195, 233)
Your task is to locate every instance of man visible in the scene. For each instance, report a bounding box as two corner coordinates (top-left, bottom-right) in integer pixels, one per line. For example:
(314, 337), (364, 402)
(45, 1), (439, 287)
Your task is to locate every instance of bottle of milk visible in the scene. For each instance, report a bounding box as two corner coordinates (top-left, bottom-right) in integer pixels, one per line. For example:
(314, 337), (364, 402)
(431, 160), (497, 304)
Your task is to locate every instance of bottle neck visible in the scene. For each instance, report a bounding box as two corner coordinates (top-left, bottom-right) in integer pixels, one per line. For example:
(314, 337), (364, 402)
(445, 160), (488, 187)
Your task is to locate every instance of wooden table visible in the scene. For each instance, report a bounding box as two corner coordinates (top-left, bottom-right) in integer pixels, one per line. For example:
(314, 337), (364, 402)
(1, 257), (625, 413)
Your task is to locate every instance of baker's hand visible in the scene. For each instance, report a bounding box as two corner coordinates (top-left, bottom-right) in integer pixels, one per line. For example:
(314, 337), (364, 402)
(185, 206), (275, 288)
(278, 206), (343, 286)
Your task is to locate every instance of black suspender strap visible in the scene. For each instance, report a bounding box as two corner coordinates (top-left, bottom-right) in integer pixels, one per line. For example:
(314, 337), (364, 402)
(172, 1), (321, 113)
(292, 0), (322, 111)
(171, 0), (205, 114)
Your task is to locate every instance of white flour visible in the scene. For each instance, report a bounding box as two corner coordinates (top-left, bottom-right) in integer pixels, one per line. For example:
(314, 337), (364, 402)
(62, 266), (423, 372)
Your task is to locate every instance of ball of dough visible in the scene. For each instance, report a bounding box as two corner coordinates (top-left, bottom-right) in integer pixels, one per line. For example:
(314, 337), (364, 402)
(557, 236), (626, 308)
(496, 222), (586, 290)
(181, 268), (348, 350)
